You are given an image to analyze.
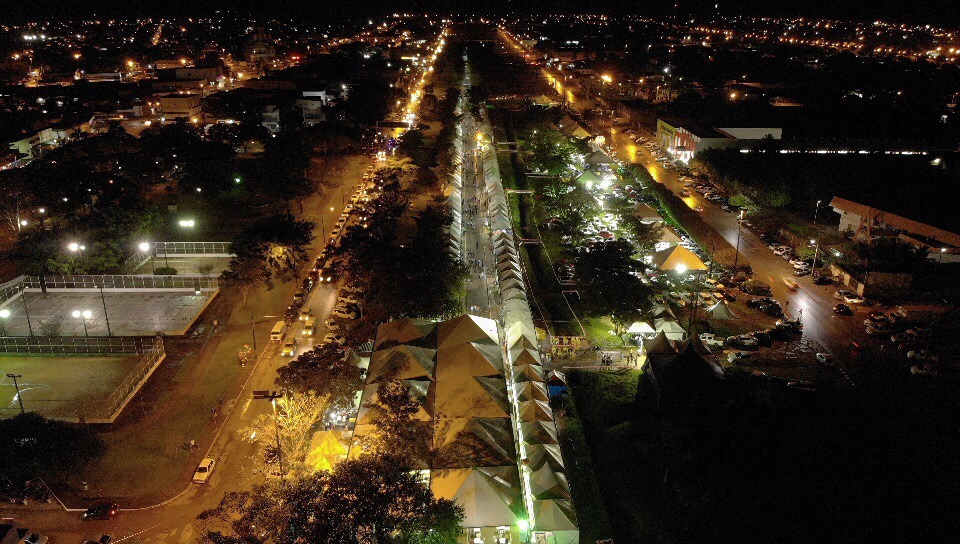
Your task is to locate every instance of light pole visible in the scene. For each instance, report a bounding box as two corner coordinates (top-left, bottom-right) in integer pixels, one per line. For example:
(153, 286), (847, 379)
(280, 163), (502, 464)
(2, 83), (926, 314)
(96, 285), (113, 336)
(162, 242), (170, 269)
(8, 289), (35, 337)
(139, 242), (155, 274)
(68, 242), (86, 263)
(6, 373), (25, 414)
(810, 239), (820, 278)
(940, 247), (948, 264)
(72, 309), (92, 337)
(252, 392), (286, 480)
(733, 210), (744, 272)
(813, 199), (823, 229)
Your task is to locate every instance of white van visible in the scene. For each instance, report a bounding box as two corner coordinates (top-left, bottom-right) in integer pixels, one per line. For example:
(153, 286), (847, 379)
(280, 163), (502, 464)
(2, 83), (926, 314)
(270, 321), (287, 342)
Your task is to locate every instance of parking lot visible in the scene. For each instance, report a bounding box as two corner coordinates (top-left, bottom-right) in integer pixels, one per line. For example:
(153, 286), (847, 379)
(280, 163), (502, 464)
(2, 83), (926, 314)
(0, 290), (216, 337)
(0, 355), (138, 420)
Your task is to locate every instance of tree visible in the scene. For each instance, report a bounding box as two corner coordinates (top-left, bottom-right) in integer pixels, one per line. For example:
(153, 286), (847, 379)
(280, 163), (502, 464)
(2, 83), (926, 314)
(0, 413), (105, 484)
(359, 381), (432, 464)
(245, 393), (331, 477)
(619, 214), (664, 252)
(219, 255), (270, 307)
(199, 455), (464, 544)
(226, 214), (315, 288)
(575, 240), (652, 335)
(276, 344), (364, 411)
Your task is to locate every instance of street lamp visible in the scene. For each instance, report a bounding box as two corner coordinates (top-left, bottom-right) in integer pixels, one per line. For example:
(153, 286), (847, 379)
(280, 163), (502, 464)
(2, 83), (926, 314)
(95, 285), (113, 336)
(72, 309), (92, 337)
(5, 374), (25, 415)
(68, 242), (86, 260)
(810, 239), (820, 278)
(940, 247), (948, 264)
(139, 242), (155, 274)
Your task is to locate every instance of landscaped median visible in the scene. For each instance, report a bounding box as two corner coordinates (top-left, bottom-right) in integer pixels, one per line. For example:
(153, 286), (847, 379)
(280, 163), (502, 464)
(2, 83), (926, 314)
(632, 164), (748, 271)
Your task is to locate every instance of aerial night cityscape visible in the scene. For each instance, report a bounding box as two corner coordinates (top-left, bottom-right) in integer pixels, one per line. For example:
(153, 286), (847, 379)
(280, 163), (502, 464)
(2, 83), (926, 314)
(2, 0), (960, 542)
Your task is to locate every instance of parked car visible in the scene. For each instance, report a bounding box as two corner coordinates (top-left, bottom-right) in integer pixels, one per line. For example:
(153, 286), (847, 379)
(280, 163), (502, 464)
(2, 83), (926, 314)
(727, 351), (754, 364)
(698, 333), (725, 348)
(338, 295), (360, 305)
(813, 274), (834, 285)
(19, 533), (49, 544)
(193, 458), (216, 484)
(833, 304), (854, 316)
(332, 308), (358, 320)
(907, 350), (939, 362)
(815, 352), (835, 365)
(834, 290), (854, 300)
(793, 267), (811, 277)
(83, 503), (120, 520)
(727, 334), (759, 348)
(752, 330), (773, 346)
(323, 333), (346, 346)
(865, 324), (895, 336)
(81, 536), (112, 544)
(844, 293), (867, 305)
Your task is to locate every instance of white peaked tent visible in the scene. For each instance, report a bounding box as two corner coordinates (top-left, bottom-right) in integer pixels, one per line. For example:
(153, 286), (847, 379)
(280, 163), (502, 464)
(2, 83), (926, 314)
(584, 150), (614, 165)
(534, 499), (579, 534)
(521, 420), (559, 445)
(512, 347), (542, 367)
(545, 369), (566, 386)
(643, 330), (677, 355)
(516, 380), (550, 402)
(651, 245), (708, 272)
(626, 321), (656, 336)
(517, 399), (554, 422)
(573, 169), (603, 186)
(654, 318), (687, 341)
(529, 466), (571, 500)
(501, 278), (526, 292)
(514, 363), (545, 383)
(374, 318), (436, 349)
(431, 467), (520, 528)
(437, 314), (499, 349)
(524, 443), (565, 472)
(707, 300), (737, 320)
(502, 288), (528, 302)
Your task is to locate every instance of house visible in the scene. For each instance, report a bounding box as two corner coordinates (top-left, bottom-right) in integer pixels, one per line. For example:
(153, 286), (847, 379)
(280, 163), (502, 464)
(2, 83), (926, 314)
(656, 118), (782, 162)
(830, 196), (960, 263)
(157, 92), (202, 120)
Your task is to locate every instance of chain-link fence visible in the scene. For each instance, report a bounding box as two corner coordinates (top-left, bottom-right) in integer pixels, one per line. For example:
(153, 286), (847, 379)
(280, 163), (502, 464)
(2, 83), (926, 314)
(154, 241), (233, 256)
(0, 334), (155, 355)
(24, 275), (219, 290)
(0, 276), (24, 306)
(95, 337), (165, 421)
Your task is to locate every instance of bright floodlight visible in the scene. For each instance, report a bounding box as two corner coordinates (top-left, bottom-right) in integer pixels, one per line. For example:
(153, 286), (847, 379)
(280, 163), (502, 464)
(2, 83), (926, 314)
(68, 242), (79, 252)
(0, 309), (9, 318)
(178, 219), (196, 228)
(72, 310), (80, 318)
(139, 242), (150, 252)
(676, 264), (688, 274)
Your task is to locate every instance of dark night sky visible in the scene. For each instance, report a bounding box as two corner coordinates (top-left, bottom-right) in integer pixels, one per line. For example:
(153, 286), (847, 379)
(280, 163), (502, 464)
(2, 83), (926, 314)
(7, 0), (960, 27)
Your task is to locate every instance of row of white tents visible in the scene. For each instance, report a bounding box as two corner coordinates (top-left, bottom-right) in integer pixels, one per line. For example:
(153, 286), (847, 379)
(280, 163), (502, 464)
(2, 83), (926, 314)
(480, 132), (579, 543)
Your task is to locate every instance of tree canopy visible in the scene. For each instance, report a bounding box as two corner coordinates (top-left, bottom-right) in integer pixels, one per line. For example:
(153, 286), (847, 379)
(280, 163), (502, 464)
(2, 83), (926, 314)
(200, 455), (463, 544)
(575, 240), (652, 333)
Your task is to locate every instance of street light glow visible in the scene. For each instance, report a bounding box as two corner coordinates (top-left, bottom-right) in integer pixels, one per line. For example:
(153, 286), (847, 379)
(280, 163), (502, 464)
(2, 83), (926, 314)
(139, 242), (150, 252)
(178, 219), (196, 228)
(0, 309), (9, 319)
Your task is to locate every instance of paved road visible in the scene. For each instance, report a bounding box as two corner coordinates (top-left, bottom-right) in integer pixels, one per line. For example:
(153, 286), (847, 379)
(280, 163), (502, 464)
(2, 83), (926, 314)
(609, 128), (880, 372)
(1, 159), (369, 543)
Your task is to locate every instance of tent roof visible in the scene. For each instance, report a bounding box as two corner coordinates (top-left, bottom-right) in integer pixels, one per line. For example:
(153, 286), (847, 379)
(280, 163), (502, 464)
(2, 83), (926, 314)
(633, 202), (663, 221)
(305, 430), (348, 473)
(530, 466), (571, 500)
(520, 420), (559, 445)
(437, 314), (499, 349)
(643, 330), (677, 355)
(573, 169), (603, 185)
(374, 318), (436, 349)
(584, 150), (614, 164)
(431, 467), (521, 528)
(518, 399), (554, 422)
(516, 380), (550, 402)
(514, 363), (545, 383)
(651, 245), (708, 271)
(435, 375), (511, 419)
(533, 499), (578, 531)
(367, 345), (436, 383)
(679, 334), (714, 356)
(511, 347), (542, 367)
(626, 321), (655, 334)
(545, 369), (567, 386)
(659, 226), (683, 244)
(433, 417), (517, 468)
(437, 342), (504, 380)
(707, 300), (737, 320)
(524, 443), (565, 472)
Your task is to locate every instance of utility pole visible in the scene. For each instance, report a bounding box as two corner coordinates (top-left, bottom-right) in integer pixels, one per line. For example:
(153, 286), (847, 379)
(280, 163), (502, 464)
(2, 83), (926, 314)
(97, 285), (113, 336)
(733, 210), (744, 272)
(6, 374), (25, 414)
